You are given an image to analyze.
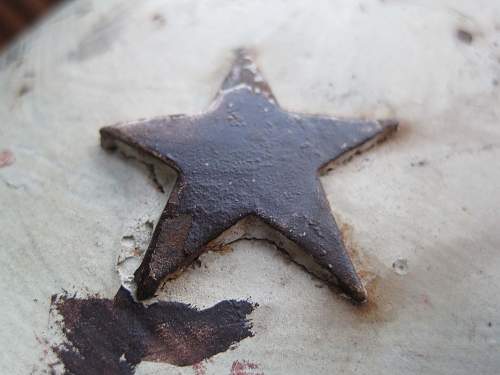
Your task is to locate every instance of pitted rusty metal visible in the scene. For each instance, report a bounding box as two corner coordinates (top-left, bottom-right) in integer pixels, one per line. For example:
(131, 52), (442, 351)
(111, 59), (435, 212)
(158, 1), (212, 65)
(100, 50), (398, 303)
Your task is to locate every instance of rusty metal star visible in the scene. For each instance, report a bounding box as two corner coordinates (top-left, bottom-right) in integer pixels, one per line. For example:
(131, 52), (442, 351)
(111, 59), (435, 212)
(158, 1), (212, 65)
(100, 50), (397, 303)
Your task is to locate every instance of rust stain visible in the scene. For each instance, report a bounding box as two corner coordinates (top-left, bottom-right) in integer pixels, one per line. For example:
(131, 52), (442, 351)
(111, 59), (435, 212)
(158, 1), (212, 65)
(49, 287), (256, 375)
(0, 149), (15, 168)
(136, 213), (193, 299)
(132, 247), (142, 257)
(350, 275), (387, 323)
(339, 222), (376, 287)
(338, 221), (400, 324)
(229, 360), (263, 375)
(206, 241), (235, 254)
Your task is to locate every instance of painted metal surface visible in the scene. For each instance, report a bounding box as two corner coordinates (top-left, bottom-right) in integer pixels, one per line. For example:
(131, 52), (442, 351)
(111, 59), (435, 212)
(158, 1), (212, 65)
(1, 1), (500, 374)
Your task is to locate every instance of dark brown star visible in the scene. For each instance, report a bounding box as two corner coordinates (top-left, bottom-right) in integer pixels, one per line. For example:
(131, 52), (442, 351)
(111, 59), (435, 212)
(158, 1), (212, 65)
(101, 50), (397, 303)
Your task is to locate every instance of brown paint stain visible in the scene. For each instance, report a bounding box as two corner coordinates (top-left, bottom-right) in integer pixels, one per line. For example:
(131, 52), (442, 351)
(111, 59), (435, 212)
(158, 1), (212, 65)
(50, 287), (256, 375)
(136, 214), (193, 299)
(206, 240), (236, 255)
(0, 149), (14, 168)
(349, 275), (392, 324)
(229, 360), (263, 375)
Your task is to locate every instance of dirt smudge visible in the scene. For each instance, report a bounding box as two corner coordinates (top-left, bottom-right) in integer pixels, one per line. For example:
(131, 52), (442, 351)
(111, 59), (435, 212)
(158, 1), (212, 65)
(17, 83), (32, 97)
(50, 287), (256, 375)
(456, 28), (474, 44)
(68, 7), (128, 62)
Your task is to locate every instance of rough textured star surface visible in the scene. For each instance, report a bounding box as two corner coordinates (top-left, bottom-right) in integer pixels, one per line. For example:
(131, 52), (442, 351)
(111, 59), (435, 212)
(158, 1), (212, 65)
(101, 50), (397, 303)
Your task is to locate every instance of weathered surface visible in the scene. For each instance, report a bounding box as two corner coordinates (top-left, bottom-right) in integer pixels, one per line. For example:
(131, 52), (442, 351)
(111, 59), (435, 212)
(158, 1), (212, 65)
(1, 0), (500, 374)
(50, 287), (255, 374)
(101, 50), (397, 303)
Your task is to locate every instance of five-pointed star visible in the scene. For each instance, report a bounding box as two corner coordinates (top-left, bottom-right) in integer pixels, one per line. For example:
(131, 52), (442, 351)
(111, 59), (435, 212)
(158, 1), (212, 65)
(101, 50), (397, 303)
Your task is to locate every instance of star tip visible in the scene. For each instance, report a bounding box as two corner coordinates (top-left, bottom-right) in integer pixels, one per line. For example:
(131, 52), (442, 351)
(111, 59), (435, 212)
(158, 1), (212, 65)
(232, 47), (257, 61)
(340, 278), (367, 304)
(219, 47), (276, 102)
(353, 287), (368, 304)
(221, 48), (260, 92)
(99, 126), (118, 151)
(341, 272), (369, 303)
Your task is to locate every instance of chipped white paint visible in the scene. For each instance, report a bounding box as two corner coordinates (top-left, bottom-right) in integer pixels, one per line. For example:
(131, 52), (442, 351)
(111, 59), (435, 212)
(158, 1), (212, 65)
(116, 216), (155, 293)
(1, 0), (500, 374)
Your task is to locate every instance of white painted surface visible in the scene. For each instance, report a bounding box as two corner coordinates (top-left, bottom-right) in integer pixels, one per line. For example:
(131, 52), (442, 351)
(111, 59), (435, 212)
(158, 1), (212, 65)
(1, 0), (499, 374)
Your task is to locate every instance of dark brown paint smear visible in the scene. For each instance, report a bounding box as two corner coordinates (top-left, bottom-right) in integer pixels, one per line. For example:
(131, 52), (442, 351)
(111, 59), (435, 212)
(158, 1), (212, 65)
(50, 287), (256, 375)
